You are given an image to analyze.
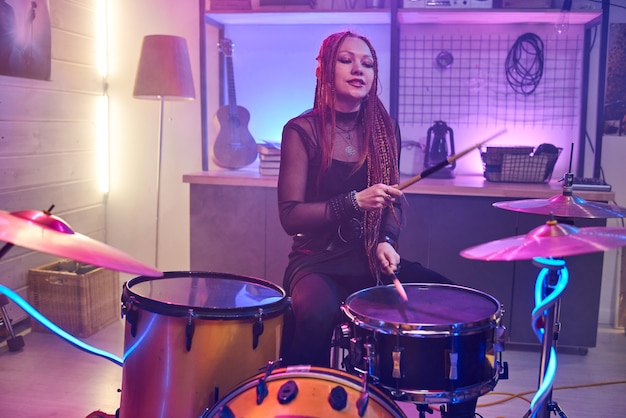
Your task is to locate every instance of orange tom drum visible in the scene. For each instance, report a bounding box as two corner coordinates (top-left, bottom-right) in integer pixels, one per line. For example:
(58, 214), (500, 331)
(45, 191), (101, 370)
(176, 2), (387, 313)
(118, 271), (289, 418)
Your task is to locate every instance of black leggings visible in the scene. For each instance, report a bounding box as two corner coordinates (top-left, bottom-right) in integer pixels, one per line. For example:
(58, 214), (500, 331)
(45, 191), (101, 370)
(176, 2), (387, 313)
(281, 258), (452, 367)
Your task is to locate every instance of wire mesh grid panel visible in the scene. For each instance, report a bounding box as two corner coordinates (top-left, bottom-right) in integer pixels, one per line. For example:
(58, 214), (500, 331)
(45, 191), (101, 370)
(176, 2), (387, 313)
(399, 24), (586, 129)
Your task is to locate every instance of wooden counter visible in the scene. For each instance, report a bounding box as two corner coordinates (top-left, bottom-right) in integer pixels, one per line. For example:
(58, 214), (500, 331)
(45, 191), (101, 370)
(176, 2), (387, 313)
(183, 171), (615, 201)
(185, 170), (613, 352)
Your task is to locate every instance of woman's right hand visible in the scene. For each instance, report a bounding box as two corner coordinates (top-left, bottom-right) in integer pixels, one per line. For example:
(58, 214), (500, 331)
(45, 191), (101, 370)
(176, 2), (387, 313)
(354, 183), (402, 211)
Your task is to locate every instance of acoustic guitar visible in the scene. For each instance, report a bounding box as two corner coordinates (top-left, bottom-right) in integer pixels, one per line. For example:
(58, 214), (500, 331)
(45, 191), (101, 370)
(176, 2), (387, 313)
(213, 38), (258, 169)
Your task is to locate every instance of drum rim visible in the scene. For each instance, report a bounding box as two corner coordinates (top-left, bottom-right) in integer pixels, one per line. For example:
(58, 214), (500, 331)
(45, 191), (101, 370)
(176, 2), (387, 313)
(342, 283), (502, 335)
(123, 271), (290, 318)
(384, 368), (500, 405)
(204, 365), (407, 417)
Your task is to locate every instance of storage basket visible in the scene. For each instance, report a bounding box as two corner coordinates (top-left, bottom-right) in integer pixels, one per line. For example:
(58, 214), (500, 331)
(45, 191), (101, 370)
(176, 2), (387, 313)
(481, 146), (561, 183)
(28, 260), (120, 338)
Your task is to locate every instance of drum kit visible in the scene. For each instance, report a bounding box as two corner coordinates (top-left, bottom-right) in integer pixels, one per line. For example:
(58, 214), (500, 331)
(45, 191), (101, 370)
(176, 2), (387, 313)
(1, 170), (625, 418)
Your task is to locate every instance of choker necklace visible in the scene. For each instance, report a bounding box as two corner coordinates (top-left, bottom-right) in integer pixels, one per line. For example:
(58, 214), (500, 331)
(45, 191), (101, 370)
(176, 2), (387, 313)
(336, 124), (357, 156)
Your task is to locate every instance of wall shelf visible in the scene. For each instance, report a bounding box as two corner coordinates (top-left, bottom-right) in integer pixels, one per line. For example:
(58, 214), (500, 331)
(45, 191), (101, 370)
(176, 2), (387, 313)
(398, 9), (602, 26)
(205, 8), (602, 27)
(205, 10), (390, 26)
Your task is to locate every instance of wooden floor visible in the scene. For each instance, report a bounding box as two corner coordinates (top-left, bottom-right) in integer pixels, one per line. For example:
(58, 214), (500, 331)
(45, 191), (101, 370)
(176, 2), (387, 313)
(1, 318), (625, 418)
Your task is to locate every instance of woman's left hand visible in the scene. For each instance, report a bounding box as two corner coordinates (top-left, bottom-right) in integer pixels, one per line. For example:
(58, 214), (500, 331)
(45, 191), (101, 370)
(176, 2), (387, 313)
(376, 242), (400, 275)
(354, 183), (402, 211)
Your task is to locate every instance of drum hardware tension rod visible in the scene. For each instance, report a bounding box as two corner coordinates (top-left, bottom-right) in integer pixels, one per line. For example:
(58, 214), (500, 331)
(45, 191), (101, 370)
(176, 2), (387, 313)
(356, 371), (370, 417)
(398, 128), (508, 190)
(255, 359), (281, 406)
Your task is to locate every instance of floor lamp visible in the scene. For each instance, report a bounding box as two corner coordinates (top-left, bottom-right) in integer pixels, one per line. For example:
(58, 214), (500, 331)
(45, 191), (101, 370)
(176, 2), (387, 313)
(133, 35), (195, 268)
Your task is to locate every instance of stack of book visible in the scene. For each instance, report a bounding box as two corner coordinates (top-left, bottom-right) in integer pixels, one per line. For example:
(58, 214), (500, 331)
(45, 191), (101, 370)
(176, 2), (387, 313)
(258, 141), (281, 176)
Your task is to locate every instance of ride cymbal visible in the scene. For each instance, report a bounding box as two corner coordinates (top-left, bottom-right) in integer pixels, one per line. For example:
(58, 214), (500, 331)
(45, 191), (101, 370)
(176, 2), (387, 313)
(460, 220), (626, 261)
(493, 194), (626, 219)
(0, 209), (162, 277)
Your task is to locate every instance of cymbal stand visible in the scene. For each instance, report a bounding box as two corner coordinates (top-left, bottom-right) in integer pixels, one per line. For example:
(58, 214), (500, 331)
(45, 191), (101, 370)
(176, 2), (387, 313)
(0, 243), (26, 352)
(524, 257), (569, 418)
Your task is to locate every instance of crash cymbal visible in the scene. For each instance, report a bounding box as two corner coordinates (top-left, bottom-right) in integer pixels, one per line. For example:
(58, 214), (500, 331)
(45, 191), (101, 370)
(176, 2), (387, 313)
(493, 194), (626, 219)
(0, 209), (162, 277)
(460, 220), (626, 261)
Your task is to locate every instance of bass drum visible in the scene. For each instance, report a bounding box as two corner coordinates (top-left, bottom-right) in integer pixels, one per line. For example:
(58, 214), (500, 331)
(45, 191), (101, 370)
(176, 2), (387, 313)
(119, 271), (289, 418)
(202, 365), (407, 418)
(341, 283), (504, 405)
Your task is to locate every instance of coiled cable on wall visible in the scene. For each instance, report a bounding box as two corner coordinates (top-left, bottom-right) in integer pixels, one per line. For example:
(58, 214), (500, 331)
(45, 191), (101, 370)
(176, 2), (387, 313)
(505, 32), (545, 96)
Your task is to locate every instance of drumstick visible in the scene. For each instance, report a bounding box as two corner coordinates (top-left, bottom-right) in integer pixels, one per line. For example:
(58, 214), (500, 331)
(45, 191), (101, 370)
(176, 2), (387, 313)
(398, 128), (508, 190)
(387, 268), (408, 303)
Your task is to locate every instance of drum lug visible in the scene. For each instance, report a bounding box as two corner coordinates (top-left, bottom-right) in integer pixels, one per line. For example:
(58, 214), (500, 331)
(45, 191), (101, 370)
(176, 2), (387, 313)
(216, 405), (235, 418)
(122, 296), (139, 338)
(185, 309), (195, 352)
(277, 379), (299, 404)
(448, 351), (459, 380)
(252, 309), (265, 350)
(494, 324), (506, 352)
(329, 385), (348, 411)
(498, 352), (509, 380)
(392, 346), (404, 379)
(495, 325), (508, 379)
(349, 337), (362, 369)
(363, 342), (378, 384)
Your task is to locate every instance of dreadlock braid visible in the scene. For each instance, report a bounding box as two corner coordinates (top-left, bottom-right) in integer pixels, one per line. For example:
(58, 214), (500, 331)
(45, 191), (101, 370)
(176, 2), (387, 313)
(314, 31), (400, 282)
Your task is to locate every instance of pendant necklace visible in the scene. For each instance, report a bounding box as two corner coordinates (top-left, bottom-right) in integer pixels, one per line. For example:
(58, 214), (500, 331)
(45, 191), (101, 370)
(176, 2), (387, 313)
(337, 124), (357, 156)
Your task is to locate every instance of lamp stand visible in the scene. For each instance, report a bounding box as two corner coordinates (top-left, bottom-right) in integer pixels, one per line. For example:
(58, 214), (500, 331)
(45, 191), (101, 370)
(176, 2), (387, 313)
(154, 96), (165, 269)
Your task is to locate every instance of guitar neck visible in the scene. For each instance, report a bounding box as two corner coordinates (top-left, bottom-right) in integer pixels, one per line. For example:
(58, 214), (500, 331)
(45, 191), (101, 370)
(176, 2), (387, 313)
(225, 56), (238, 113)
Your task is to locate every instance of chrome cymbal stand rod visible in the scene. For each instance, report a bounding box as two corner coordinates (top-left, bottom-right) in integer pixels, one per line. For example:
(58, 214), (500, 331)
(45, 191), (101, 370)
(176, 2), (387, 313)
(525, 258), (569, 418)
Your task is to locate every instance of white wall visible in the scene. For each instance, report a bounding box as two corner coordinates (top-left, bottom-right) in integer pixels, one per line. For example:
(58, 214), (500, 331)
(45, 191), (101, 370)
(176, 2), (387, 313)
(106, 0), (201, 278)
(0, 0), (105, 323)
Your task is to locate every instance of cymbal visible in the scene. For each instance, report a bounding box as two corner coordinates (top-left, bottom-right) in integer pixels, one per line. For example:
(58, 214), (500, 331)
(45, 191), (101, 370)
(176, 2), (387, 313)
(493, 194), (626, 219)
(0, 209), (162, 277)
(460, 220), (626, 261)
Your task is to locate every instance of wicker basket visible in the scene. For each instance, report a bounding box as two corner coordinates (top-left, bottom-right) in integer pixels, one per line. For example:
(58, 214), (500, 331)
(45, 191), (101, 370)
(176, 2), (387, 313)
(28, 260), (120, 338)
(481, 146), (561, 183)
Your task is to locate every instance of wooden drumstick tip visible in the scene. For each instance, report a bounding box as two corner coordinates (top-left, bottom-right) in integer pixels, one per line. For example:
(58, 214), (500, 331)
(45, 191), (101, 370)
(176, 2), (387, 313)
(392, 275), (408, 303)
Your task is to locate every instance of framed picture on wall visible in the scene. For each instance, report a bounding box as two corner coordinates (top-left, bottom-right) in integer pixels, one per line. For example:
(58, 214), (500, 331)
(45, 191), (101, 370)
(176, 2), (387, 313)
(0, 0), (51, 81)
(604, 23), (626, 136)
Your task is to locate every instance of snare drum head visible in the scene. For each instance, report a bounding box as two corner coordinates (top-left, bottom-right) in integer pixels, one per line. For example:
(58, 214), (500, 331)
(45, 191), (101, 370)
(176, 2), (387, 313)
(344, 283), (500, 334)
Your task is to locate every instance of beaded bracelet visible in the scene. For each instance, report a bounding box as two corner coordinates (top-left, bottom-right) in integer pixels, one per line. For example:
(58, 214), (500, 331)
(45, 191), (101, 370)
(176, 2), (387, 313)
(349, 190), (362, 214)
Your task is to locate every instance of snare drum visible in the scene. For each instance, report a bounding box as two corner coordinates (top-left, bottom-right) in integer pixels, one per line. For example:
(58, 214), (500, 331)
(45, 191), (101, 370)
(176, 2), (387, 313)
(118, 271), (290, 418)
(203, 366), (407, 418)
(341, 283), (503, 404)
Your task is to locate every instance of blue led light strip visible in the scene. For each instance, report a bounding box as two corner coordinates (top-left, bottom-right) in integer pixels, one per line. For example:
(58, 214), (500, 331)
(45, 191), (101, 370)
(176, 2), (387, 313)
(529, 258), (569, 417)
(0, 284), (123, 367)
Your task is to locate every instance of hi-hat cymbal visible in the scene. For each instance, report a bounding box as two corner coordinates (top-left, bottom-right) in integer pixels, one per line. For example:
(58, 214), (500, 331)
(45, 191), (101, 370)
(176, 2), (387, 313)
(460, 220), (626, 261)
(493, 194), (626, 219)
(0, 209), (162, 277)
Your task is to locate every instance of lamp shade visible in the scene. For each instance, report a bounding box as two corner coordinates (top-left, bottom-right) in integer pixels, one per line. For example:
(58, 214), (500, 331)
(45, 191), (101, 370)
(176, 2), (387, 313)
(133, 35), (195, 100)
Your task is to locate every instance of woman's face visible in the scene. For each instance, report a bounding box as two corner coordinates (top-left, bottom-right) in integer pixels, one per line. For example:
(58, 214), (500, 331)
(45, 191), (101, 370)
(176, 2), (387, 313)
(333, 36), (375, 112)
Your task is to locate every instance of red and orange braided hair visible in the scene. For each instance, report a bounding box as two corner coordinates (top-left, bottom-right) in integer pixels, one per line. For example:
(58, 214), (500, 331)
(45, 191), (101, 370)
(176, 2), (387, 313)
(313, 31), (400, 279)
